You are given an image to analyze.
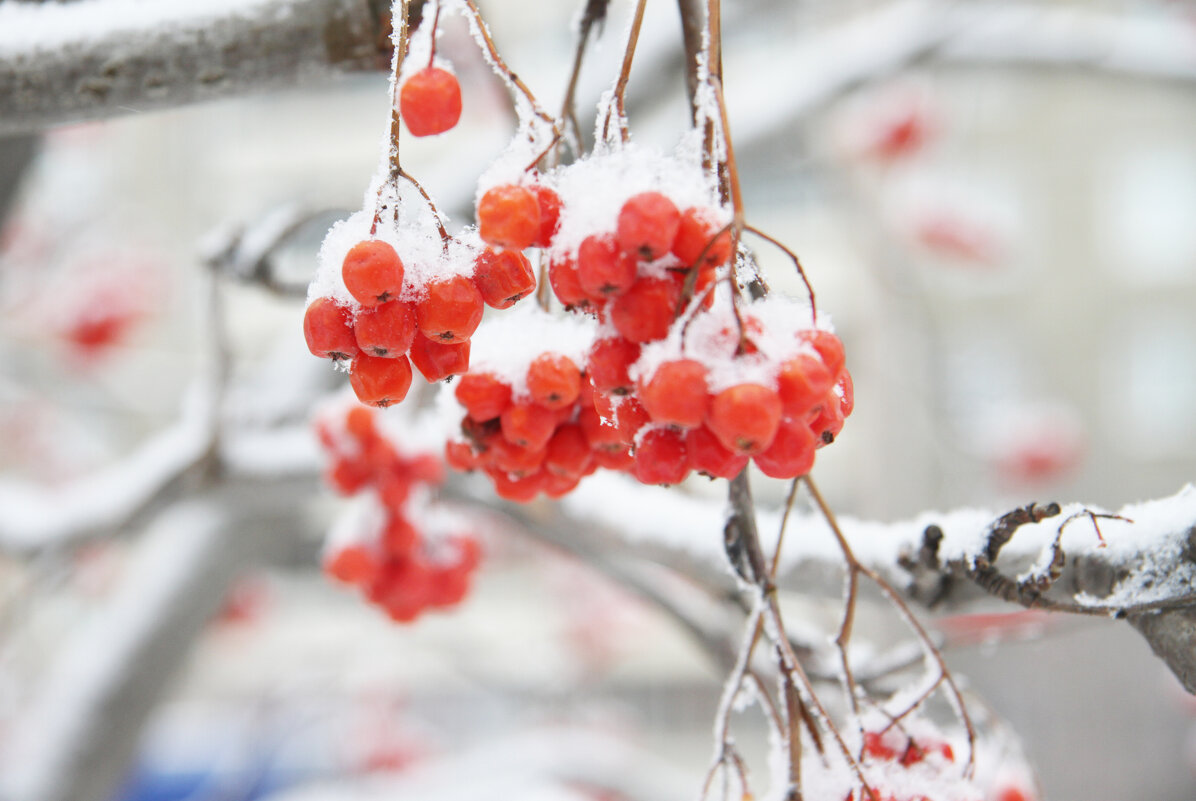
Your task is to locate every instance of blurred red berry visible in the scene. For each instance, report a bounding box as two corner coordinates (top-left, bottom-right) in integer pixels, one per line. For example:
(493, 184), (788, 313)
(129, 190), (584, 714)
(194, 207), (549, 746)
(400, 66), (462, 137)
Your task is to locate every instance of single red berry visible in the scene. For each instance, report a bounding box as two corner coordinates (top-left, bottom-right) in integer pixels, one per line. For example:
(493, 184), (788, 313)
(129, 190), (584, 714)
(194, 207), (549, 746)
(382, 515), (418, 556)
(544, 423), (593, 477)
(324, 544), (381, 586)
(586, 337), (641, 395)
(473, 248), (536, 309)
(609, 277), (681, 343)
(577, 233), (638, 299)
(993, 786), (1032, 801)
(753, 416), (817, 479)
(344, 406), (378, 442)
(326, 457), (372, 495)
(579, 404), (626, 452)
(548, 254), (588, 308)
(409, 336), (470, 382)
(633, 426), (690, 486)
(532, 184), (562, 248)
(706, 384), (782, 454)
(455, 372), (513, 421)
(863, 731), (898, 762)
(543, 471), (582, 498)
(400, 66), (462, 137)
(808, 392), (845, 446)
(500, 401), (558, 450)
(487, 437), (546, 477)
(304, 297), (360, 360)
(639, 359), (710, 428)
(612, 396), (650, 443)
(478, 184), (540, 250)
(686, 426), (749, 479)
(343, 240), (404, 307)
(417, 274), (484, 343)
(526, 353), (581, 410)
(486, 465), (546, 502)
(354, 299), (417, 357)
(350, 353), (414, 407)
(427, 562), (471, 608)
(376, 472), (411, 508)
(671, 206), (732, 268)
(798, 329), (846, 379)
(776, 352), (834, 418)
(616, 191), (681, 260)
(593, 446), (634, 471)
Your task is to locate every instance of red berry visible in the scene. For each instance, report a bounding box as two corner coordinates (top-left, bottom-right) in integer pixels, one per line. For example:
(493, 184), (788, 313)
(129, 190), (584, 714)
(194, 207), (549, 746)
(586, 337), (641, 395)
(409, 336), (470, 382)
(543, 471), (582, 498)
(304, 297), (360, 360)
(776, 352), (834, 418)
(706, 384), (782, 454)
(798, 329), (846, 379)
(532, 185), (562, 247)
(455, 372), (513, 421)
(863, 731), (898, 761)
(579, 404), (625, 452)
(326, 457), (372, 495)
(350, 353), (414, 407)
(478, 184), (540, 250)
(417, 275), (484, 343)
(354, 299), (417, 357)
(400, 66), (462, 137)
(486, 466), (546, 502)
(686, 426), (749, 479)
(324, 544), (381, 586)
(577, 234), (638, 299)
(753, 416), (817, 479)
(616, 191), (681, 260)
(487, 437), (546, 477)
(593, 446), (634, 471)
(382, 515), (418, 556)
(612, 396), (650, 442)
(808, 392), (845, 445)
(500, 401), (558, 450)
(343, 240), (404, 307)
(473, 248), (536, 309)
(544, 423), (593, 477)
(639, 359), (710, 428)
(548, 254), (588, 308)
(526, 353), (581, 410)
(633, 426), (690, 485)
(609, 277), (681, 343)
(671, 206), (732, 268)
(344, 406), (378, 442)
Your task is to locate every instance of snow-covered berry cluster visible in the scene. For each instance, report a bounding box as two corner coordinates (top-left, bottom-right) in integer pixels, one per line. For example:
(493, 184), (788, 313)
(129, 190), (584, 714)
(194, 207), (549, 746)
(317, 404), (480, 623)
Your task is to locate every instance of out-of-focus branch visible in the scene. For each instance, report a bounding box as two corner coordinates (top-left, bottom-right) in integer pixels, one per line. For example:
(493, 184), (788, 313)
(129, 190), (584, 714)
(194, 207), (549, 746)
(0, 0), (392, 136)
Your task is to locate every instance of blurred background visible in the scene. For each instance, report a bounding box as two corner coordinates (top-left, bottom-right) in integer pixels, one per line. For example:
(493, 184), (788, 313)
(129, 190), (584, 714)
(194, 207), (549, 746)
(2, 1), (1196, 800)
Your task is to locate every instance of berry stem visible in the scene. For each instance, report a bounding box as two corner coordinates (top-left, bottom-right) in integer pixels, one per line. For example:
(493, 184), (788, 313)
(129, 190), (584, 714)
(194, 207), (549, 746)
(559, 0), (607, 155)
(745, 224), (817, 325)
(426, 0), (440, 69)
(374, 0), (413, 236)
(459, 0), (557, 129)
(600, 0), (648, 145)
(397, 166), (450, 247)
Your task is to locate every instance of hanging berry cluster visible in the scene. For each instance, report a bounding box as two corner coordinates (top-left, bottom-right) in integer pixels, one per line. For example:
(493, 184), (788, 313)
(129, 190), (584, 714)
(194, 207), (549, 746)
(317, 404), (480, 623)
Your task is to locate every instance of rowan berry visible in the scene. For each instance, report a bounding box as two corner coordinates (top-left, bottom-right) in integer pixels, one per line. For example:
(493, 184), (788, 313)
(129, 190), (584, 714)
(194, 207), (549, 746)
(686, 426), (750, 479)
(473, 248), (536, 309)
(427, 562), (471, 607)
(409, 335), (470, 382)
(548, 254), (588, 308)
(343, 240), (404, 307)
(639, 359), (710, 428)
(532, 184), (562, 248)
(633, 426), (690, 485)
(354, 299), (417, 357)
(776, 352), (833, 418)
(612, 395), (650, 442)
(706, 384), (782, 454)
(445, 439), (481, 471)
(500, 401), (558, 450)
(417, 275), (484, 343)
(586, 337), (641, 395)
(543, 471), (582, 498)
(579, 404), (626, 452)
(304, 297), (360, 360)
(487, 436), (545, 477)
(798, 329), (845, 379)
(808, 392), (845, 445)
(326, 457), (372, 495)
(593, 446), (634, 471)
(344, 406), (377, 442)
(577, 233), (638, 299)
(486, 466), (546, 502)
(478, 184), (540, 250)
(753, 416), (817, 479)
(382, 515), (418, 556)
(616, 191), (681, 260)
(671, 207), (732, 268)
(400, 66), (462, 137)
(609, 277), (681, 343)
(544, 423), (593, 477)
(455, 372), (513, 421)
(350, 353), (414, 407)
(324, 544), (382, 586)
(526, 353), (581, 410)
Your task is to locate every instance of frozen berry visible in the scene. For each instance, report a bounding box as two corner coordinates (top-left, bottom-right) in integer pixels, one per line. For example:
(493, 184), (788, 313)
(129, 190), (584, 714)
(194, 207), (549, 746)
(324, 544), (381, 586)
(478, 184), (540, 250)
(473, 248), (536, 309)
(706, 384), (782, 454)
(633, 426), (690, 485)
(400, 66), (462, 137)
(586, 337), (641, 395)
(354, 299), (417, 357)
(350, 353), (414, 407)
(417, 275), (484, 343)
(343, 240), (404, 307)
(548, 254), (588, 308)
(753, 416), (817, 479)
(686, 426), (750, 479)
(304, 297), (360, 360)
(616, 191), (681, 260)
(532, 184), (562, 248)
(577, 233), (637, 299)
(544, 423), (593, 478)
(672, 206), (732, 268)
(500, 401), (558, 450)
(526, 353), (581, 410)
(609, 277), (681, 343)
(455, 372), (513, 421)
(409, 335), (470, 382)
(776, 352), (834, 418)
(639, 359), (710, 428)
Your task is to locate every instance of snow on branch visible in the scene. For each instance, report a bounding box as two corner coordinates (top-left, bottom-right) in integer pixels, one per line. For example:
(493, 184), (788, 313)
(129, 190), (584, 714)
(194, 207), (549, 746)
(0, 0), (390, 135)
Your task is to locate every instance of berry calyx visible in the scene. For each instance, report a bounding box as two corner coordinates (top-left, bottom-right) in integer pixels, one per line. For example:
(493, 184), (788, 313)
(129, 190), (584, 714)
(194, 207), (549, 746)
(478, 184), (540, 250)
(354, 299), (417, 357)
(706, 383), (782, 454)
(400, 66), (463, 137)
(417, 275), (484, 343)
(616, 191), (681, 260)
(343, 240), (404, 307)
(473, 248), (536, 309)
(350, 353), (414, 407)
(304, 297), (360, 360)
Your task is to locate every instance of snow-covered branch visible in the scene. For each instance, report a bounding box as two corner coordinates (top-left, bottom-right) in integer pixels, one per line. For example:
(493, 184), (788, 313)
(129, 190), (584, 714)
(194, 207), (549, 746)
(0, 0), (390, 135)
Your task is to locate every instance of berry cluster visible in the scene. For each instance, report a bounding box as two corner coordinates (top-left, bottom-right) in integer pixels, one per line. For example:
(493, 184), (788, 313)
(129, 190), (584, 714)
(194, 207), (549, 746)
(317, 405), (480, 623)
